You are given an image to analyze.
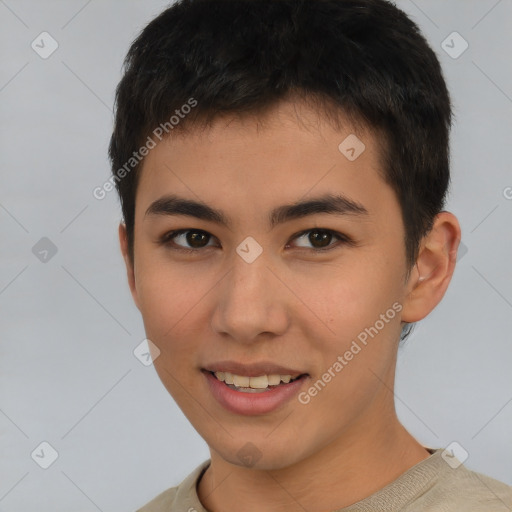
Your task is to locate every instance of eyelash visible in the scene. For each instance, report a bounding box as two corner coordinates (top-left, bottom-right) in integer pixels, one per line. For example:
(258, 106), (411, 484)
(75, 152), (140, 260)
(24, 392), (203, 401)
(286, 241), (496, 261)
(159, 228), (354, 254)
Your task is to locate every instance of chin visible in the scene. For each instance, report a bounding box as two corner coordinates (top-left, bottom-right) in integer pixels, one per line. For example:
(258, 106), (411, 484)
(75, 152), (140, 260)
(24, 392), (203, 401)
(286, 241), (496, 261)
(211, 437), (310, 471)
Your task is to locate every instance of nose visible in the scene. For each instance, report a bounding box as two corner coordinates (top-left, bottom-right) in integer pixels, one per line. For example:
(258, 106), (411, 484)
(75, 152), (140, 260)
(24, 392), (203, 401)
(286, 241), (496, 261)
(210, 252), (289, 344)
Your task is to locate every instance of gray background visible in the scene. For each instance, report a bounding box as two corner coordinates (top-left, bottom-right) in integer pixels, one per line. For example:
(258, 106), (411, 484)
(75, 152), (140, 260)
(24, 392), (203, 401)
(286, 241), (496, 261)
(1, 0), (511, 510)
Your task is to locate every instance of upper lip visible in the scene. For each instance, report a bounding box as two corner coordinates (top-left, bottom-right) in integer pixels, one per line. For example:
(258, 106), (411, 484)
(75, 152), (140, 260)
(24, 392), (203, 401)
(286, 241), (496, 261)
(203, 361), (307, 378)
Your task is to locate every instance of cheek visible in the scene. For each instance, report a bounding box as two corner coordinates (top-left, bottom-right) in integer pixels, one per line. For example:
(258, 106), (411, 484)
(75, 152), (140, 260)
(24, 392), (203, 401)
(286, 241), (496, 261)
(307, 259), (403, 384)
(135, 260), (199, 346)
(135, 264), (207, 401)
(310, 258), (401, 334)
(301, 273), (402, 427)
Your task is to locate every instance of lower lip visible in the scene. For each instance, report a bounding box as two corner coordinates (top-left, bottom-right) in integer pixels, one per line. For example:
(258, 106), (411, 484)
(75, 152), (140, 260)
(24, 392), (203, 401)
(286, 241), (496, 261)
(203, 371), (308, 416)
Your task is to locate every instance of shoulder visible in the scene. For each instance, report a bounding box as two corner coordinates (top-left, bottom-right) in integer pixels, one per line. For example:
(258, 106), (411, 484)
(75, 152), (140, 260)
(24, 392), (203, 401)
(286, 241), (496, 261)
(135, 459), (210, 512)
(136, 486), (178, 512)
(351, 448), (512, 512)
(400, 452), (512, 512)
(427, 464), (512, 511)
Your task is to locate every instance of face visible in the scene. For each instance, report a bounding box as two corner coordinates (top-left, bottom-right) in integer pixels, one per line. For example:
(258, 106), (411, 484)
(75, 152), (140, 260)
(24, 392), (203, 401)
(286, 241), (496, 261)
(122, 101), (413, 470)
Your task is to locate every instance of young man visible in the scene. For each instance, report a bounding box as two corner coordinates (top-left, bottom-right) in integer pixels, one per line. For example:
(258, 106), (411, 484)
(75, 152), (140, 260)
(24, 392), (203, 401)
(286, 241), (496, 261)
(109, 0), (512, 510)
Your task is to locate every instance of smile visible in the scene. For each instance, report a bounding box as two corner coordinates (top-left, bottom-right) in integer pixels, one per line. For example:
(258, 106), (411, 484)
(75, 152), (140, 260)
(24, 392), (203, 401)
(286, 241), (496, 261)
(202, 369), (309, 415)
(211, 371), (304, 392)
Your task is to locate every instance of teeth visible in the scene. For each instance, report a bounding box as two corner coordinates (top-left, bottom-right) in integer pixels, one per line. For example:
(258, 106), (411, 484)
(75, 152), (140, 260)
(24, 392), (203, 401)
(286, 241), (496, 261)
(267, 374), (281, 386)
(233, 375), (250, 387)
(213, 371), (299, 388)
(248, 375), (268, 389)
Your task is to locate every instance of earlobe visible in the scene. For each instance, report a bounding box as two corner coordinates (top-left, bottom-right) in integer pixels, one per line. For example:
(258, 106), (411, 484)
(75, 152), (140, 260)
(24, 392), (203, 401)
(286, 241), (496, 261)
(118, 223), (141, 311)
(401, 212), (461, 323)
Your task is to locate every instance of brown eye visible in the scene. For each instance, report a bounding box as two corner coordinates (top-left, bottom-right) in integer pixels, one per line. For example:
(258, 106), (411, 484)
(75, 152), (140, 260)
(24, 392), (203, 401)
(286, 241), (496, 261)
(185, 231), (210, 248)
(308, 230), (333, 249)
(291, 229), (348, 251)
(162, 229), (216, 251)
(161, 227), (353, 254)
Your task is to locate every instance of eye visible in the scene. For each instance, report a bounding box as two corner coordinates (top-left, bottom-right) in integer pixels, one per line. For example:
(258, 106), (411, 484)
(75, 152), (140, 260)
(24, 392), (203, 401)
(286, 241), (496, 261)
(160, 229), (217, 253)
(287, 228), (353, 252)
(159, 228), (353, 253)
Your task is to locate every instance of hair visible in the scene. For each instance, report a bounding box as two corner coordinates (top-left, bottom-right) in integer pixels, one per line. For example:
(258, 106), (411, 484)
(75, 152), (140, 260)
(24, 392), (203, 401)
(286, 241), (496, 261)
(108, 0), (452, 340)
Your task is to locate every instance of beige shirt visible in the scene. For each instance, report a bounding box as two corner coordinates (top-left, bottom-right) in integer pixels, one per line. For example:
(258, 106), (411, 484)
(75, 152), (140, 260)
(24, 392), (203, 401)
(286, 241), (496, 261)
(136, 448), (512, 511)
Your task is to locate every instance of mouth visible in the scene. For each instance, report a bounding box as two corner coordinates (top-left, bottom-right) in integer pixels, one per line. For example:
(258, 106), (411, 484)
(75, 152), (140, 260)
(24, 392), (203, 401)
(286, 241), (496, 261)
(202, 368), (310, 415)
(205, 370), (308, 393)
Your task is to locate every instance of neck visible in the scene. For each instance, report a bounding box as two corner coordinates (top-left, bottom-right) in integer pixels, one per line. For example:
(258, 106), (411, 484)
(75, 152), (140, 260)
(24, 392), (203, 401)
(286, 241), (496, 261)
(197, 401), (430, 512)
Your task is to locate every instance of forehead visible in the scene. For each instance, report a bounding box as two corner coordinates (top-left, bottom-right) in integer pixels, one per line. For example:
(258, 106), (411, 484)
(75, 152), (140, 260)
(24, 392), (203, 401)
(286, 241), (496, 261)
(135, 100), (395, 224)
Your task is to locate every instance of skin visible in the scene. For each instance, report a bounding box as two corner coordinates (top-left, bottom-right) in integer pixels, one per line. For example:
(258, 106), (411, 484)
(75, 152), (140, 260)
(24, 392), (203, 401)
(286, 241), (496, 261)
(119, 100), (461, 512)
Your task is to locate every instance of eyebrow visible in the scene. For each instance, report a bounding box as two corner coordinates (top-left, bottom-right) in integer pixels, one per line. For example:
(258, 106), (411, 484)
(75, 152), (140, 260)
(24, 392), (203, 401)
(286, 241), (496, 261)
(144, 192), (369, 229)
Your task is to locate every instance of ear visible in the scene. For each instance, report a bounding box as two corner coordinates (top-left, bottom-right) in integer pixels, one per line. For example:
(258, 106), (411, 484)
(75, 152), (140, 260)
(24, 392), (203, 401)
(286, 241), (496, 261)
(401, 211), (461, 323)
(118, 223), (141, 311)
